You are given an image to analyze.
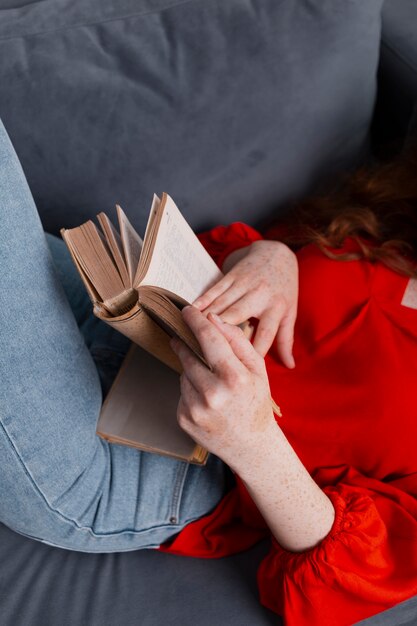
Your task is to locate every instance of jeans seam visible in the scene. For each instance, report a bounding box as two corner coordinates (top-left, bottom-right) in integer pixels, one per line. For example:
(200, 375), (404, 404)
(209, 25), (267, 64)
(0, 420), (187, 539)
(0, 419), (89, 528)
(169, 461), (189, 523)
(10, 527), (164, 553)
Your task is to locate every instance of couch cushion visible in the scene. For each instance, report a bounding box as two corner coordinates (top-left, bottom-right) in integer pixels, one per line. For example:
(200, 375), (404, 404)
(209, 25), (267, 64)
(0, 2), (393, 625)
(0, 522), (278, 626)
(2, 518), (417, 626)
(0, 0), (383, 235)
(382, 0), (417, 91)
(375, 0), (417, 146)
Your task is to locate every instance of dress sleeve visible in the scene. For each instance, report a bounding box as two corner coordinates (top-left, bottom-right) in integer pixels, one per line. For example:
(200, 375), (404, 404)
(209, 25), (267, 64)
(257, 465), (417, 626)
(197, 222), (263, 270)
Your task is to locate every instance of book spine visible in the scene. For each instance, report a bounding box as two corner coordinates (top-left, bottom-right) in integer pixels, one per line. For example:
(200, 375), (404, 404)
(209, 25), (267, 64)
(94, 304), (182, 373)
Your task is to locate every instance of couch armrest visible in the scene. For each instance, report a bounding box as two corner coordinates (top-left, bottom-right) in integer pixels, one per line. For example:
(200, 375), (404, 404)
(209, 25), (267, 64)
(373, 0), (417, 154)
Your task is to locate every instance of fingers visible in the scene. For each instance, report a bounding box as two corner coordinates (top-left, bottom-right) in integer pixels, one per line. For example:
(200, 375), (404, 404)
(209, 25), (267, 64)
(199, 284), (247, 318)
(275, 310), (296, 369)
(208, 313), (264, 374)
(193, 274), (234, 311)
(170, 336), (215, 390)
(212, 292), (256, 325)
(181, 306), (239, 372)
(183, 300), (296, 374)
(252, 307), (281, 357)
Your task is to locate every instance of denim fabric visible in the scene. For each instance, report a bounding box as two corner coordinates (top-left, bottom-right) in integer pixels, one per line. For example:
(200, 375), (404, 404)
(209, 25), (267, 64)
(0, 118), (232, 552)
(45, 232), (132, 399)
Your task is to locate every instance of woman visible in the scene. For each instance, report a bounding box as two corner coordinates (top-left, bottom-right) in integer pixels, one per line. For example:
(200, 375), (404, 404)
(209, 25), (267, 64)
(164, 142), (417, 625)
(1, 116), (417, 626)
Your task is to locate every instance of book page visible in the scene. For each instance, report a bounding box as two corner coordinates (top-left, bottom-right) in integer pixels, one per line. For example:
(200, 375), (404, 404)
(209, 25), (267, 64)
(133, 194), (161, 286)
(140, 194), (222, 303)
(143, 194), (161, 247)
(117, 205), (143, 284)
(61, 228), (102, 303)
(97, 212), (130, 287)
(64, 221), (126, 302)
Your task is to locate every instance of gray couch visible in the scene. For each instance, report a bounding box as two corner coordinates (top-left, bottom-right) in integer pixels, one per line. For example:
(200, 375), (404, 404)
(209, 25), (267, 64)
(0, 1), (416, 624)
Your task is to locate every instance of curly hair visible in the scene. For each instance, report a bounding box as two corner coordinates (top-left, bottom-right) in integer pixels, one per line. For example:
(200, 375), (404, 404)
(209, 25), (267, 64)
(276, 141), (417, 277)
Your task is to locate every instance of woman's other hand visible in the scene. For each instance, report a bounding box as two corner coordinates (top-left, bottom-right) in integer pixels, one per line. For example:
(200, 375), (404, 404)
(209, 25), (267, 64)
(192, 241), (298, 367)
(171, 306), (335, 553)
(170, 306), (277, 470)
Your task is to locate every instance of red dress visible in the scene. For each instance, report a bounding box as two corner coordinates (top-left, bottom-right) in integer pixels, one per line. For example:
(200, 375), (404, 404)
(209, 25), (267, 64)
(158, 222), (417, 626)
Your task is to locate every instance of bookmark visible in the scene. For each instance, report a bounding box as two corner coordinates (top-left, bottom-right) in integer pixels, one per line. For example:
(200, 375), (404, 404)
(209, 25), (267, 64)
(271, 397), (282, 418)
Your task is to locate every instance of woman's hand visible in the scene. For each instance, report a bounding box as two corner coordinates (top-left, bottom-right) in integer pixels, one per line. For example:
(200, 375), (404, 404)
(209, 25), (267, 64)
(193, 240), (298, 367)
(170, 305), (277, 472)
(171, 305), (335, 551)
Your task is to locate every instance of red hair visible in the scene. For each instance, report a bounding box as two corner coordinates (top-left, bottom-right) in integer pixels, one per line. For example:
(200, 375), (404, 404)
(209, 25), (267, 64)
(276, 141), (417, 277)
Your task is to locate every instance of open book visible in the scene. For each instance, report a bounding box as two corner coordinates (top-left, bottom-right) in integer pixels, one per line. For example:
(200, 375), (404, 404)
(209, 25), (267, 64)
(61, 193), (224, 374)
(61, 193), (230, 464)
(62, 193), (278, 464)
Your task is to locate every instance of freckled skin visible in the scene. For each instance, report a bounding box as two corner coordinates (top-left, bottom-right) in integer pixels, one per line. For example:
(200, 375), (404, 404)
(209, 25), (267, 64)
(171, 242), (335, 553)
(193, 240), (299, 367)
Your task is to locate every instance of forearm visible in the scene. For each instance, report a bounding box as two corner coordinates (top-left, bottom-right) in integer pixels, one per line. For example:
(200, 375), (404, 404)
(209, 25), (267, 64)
(234, 420), (335, 553)
(176, 285), (314, 549)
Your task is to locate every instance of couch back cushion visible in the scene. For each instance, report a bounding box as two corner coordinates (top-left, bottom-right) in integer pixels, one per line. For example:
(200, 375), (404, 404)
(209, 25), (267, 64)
(0, 0), (383, 234)
(376, 0), (417, 146)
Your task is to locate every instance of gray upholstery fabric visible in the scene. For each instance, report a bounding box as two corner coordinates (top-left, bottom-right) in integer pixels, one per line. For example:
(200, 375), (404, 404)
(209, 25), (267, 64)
(356, 597), (417, 626)
(0, 0), (383, 236)
(376, 0), (417, 145)
(382, 0), (417, 89)
(0, 522), (278, 626)
(2, 518), (417, 626)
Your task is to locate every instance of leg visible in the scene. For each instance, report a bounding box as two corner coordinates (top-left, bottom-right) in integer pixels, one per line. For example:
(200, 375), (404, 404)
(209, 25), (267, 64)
(0, 120), (230, 552)
(45, 232), (131, 398)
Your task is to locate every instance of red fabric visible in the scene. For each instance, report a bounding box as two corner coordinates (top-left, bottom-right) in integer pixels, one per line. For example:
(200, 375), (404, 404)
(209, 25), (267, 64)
(158, 222), (417, 625)
(197, 222), (263, 270)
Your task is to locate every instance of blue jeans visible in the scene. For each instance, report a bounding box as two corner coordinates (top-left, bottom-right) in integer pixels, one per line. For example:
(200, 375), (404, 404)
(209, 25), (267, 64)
(0, 119), (233, 552)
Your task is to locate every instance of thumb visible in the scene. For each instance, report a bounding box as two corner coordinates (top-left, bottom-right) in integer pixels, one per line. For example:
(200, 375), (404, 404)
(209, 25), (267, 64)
(208, 313), (262, 373)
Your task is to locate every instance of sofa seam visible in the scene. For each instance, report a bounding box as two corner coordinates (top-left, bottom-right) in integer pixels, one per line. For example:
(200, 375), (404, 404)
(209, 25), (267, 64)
(380, 37), (417, 77)
(0, 0), (204, 43)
